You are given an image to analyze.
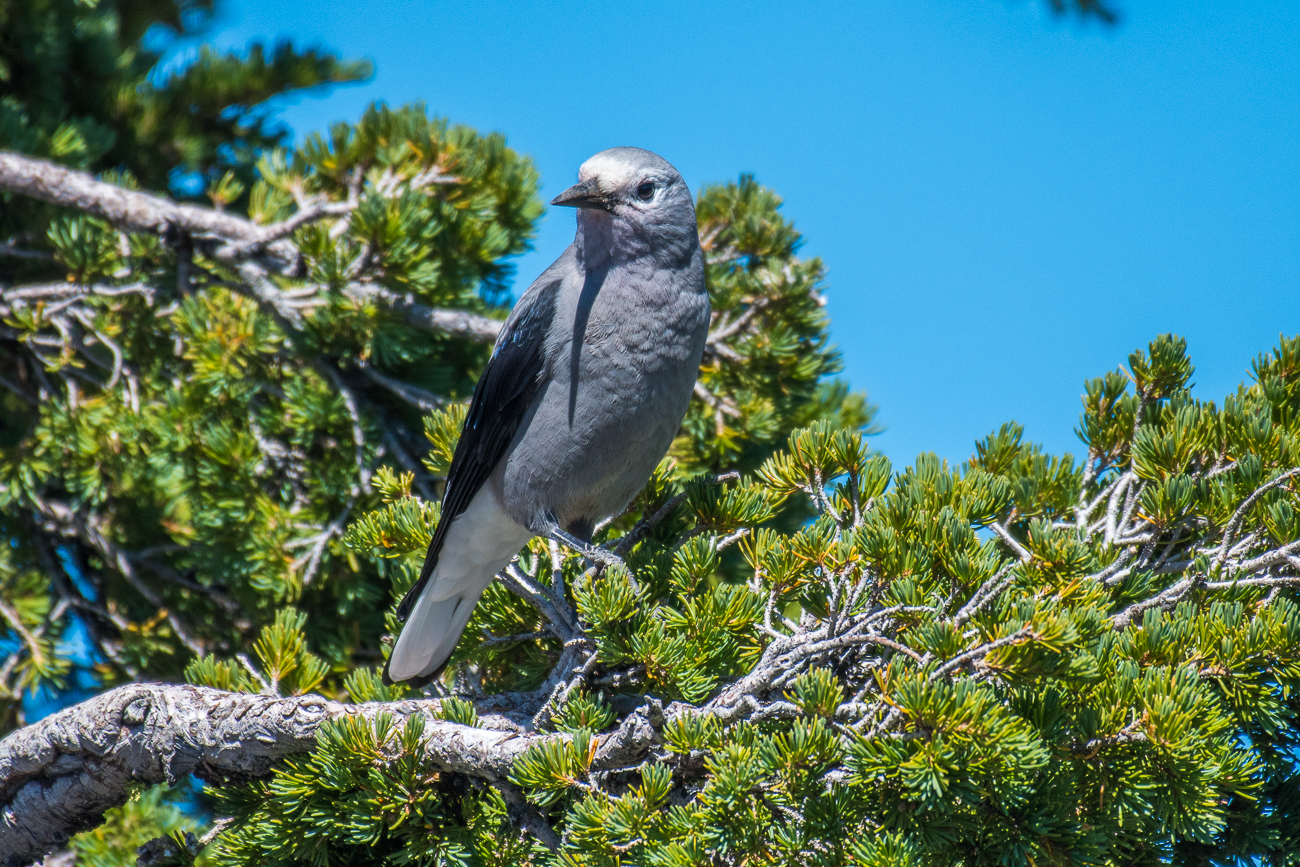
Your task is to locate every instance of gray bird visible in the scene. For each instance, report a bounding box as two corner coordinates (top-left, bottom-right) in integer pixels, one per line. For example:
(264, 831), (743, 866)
(384, 147), (710, 686)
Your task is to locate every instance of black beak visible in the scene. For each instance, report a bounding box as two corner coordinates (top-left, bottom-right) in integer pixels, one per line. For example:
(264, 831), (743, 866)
(551, 178), (612, 211)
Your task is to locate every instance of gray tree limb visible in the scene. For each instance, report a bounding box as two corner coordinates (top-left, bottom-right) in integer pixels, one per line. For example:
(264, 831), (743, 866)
(0, 685), (532, 865)
(0, 152), (299, 272)
(0, 683), (670, 866)
(342, 283), (502, 343)
(0, 152), (502, 345)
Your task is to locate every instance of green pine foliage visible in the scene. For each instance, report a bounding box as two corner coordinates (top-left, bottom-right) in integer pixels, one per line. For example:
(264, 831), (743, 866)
(209, 713), (540, 866)
(195, 333), (1300, 867)
(70, 785), (209, 867)
(0, 99), (545, 709)
(0, 0), (370, 196)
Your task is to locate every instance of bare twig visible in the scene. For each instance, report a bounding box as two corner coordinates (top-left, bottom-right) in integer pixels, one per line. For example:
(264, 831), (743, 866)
(929, 628), (1033, 681)
(693, 381), (742, 418)
(989, 522), (1033, 563)
(501, 562), (578, 641)
(707, 297), (770, 345)
(1, 281), (156, 312)
(317, 361), (373, 495)
(1216, 469), (1300, 572)
(1068, 723), (1149, 756)
(0, 238), (52, 260)
(217, 200), (357, 256)
(612, 471), (740, 558)
(478, 631), (552, 649)
(343, 283), (502, 342)
(0, 599), (45, 671)
(290, 495), (360, 588)
(1203, 574), (1300, 591)
(359, 362), (444, 411)
(953, 561), (1019, 626)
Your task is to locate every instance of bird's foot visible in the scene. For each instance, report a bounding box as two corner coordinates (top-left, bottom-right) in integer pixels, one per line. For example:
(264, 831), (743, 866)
(548, 527), (626, 568)
(547, 528), (638, 591)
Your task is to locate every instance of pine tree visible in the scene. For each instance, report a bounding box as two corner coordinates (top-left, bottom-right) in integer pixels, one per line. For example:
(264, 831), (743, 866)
(0, 0), (371, 198)
(0, 0), (542, 731)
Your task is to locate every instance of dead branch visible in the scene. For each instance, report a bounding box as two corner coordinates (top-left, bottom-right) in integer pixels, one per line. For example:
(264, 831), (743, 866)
(0, 684), (563, 864)
(0, 152), (298, 272)
(0, 682), (678, 865)
(342, 284), (502, 343)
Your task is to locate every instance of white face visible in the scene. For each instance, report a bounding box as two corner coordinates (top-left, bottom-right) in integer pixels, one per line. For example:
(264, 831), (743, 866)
(578, 152), (668, 209)
(578, 151), (643, 184)
(565, 149), (697, 263)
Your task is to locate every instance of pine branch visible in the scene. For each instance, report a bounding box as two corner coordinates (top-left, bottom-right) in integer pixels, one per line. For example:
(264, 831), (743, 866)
(1216, 469), (1300, 571)
(0, 153), (502, 344)
(0, 151), (300, 272)
(0, 282), (156, 309)
(0, 683), (670, 865)
(342, 283), (502, 343)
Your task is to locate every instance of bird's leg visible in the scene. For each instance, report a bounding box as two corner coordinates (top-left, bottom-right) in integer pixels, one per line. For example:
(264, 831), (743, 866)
(548, 527), (625, 569)
(547, 527), (639, 592)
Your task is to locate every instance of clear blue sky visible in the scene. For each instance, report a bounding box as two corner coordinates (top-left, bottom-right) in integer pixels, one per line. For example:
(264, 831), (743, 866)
(194, 0), (1298, 469)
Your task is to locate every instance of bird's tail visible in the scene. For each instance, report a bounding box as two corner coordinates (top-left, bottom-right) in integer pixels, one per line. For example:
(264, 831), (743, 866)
(383, 584), (484, 687)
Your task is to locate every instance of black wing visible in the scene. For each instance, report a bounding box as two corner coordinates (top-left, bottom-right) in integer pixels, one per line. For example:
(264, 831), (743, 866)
(395, 277), (562, 621)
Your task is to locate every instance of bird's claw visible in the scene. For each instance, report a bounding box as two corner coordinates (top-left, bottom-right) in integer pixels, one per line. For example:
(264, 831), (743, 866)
(547, 528), (638, 591)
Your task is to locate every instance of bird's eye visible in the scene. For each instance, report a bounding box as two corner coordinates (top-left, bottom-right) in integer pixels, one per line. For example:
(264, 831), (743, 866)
(636, 181), (656, 201)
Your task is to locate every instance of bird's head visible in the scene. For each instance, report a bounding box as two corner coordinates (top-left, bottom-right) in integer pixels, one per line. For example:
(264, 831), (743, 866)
(553, 147), (698, 265)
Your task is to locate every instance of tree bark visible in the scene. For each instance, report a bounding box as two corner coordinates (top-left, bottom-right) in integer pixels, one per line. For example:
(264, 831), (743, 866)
(0, 685), (520, 865)
(0, 150), (503, 344)
(0, 683), (667, 867)
(0, 152), (298, 271)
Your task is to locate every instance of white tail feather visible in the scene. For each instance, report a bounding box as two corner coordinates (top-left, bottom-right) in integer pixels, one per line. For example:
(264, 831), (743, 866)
(387, 485), (533, 683)
(388, 585), (484, 681)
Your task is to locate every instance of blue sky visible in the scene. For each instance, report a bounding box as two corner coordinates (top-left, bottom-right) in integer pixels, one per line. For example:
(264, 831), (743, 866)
(195, 0), (1298, 469)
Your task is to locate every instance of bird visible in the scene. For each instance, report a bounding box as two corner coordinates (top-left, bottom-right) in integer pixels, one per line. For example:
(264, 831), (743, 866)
(383, 147), (710, 686)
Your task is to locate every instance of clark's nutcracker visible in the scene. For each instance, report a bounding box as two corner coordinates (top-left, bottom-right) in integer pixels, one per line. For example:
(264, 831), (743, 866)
(384, 147), (710, 686)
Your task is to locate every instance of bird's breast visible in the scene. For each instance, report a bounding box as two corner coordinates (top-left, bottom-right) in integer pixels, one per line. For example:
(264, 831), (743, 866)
(501, 262), (708, 529)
